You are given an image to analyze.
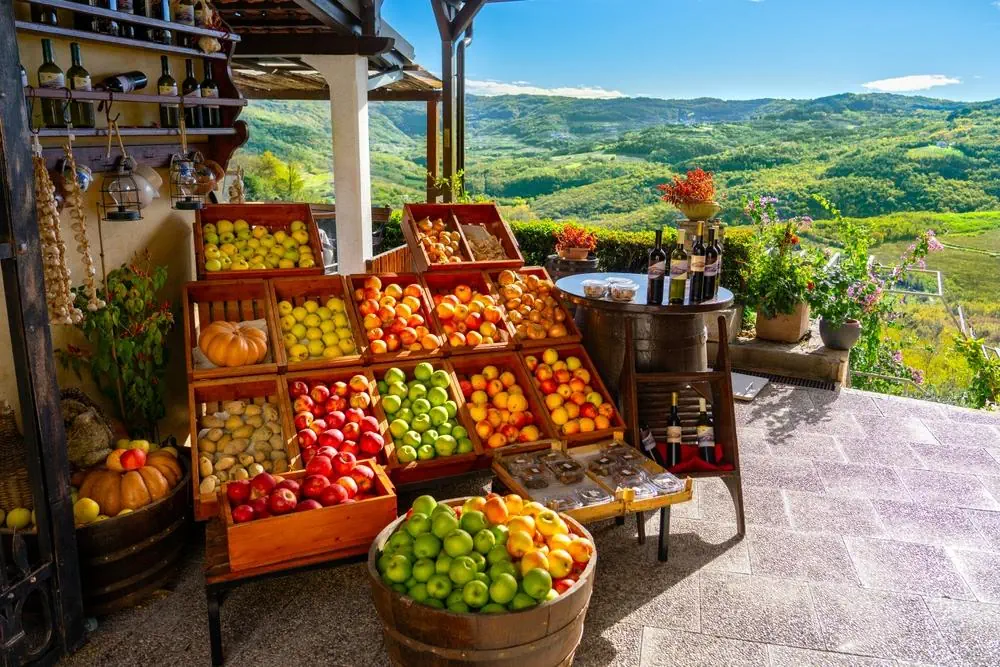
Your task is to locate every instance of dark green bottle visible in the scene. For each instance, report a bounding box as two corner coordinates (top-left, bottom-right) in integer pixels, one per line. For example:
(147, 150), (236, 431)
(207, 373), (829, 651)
(67, 43), (96, 128)
(157, 56), (179, 128)
(668, 229), (688, 305)
(182, 58), (202, 128)
(38, 39), (69, 128)
(200, 59), (221, 128)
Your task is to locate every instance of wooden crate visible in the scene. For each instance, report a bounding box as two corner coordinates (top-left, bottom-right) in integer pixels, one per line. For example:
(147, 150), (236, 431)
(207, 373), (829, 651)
(267, 275), (365, 372)
(420, 270), (516, 356)
(189, 376), (299, 521)
(518, 344), (626, 445)
(281, 367), (392, 465)
(193, 203), (324, 281)
(346, 273), (445, 363)
(402, 203), (524, 272)
(368, 359), (484, 485)
(485, 266), (582, 348)
(447, 352), (558, 454)
(182, 279), (281, 382)
(220, 459), (396, 572)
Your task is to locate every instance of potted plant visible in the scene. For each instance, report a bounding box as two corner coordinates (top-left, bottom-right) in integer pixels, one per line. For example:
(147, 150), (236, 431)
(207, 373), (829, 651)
(658, 168), (721, 221)
(743, 197), (821, 343)
(554, 224), (597, 260)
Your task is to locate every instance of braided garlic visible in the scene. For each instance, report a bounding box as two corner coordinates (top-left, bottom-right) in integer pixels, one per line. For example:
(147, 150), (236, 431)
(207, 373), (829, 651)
(62, 146), (104, 312)
(228, 166), (246, 204)
(34, 153), (82, 325)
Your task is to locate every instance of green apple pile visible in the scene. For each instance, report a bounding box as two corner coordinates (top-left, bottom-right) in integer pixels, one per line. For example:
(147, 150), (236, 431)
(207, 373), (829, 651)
(378, 363), (474, 463)
(201, 219), (316, 273)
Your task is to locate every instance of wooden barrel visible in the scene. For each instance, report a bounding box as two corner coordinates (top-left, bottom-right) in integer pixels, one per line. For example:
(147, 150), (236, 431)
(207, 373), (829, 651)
(367, 499), (597, 667)
(75, 460), (191, 616)
(544, 254), (599, 282)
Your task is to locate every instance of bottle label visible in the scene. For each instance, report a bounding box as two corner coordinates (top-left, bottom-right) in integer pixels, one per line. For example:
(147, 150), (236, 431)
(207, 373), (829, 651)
(21, 69), (29, 87)
(202, 87), (218, 99)
(159, 83), (178, 95)
(39, 71), (65, 88)
(667, 425), (682, 444)
(647, 260), (665, 279)
(705, 259), (721, 277)
(175, 5), (194, 24)
(640, 431), (657, 452)
(696, 425), (714, 448)
(690, 255), (706, 273)
(72, 75), (92, 91)
(670, 259), (688, 280)
(119, 0), (135, 11)
(184, 87), (202, 98)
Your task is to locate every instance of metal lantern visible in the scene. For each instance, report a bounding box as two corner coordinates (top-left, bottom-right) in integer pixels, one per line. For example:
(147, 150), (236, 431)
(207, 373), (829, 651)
(99, 156), (143, 222)
(169, 152), (204, 210)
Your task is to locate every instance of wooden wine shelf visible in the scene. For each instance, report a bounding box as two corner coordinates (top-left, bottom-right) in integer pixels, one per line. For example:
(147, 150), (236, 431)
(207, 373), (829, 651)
(24, 0), (241, 41)
(16, 21), (229, 60)
(24, 86), (247, 108)
(35, 126), (237, 137)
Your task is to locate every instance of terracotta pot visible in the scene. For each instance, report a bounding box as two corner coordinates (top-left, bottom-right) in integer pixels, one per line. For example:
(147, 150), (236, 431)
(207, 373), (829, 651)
(557, 247), (591, 260)
(819, 317), (861, 350)
(755, 302), (810, 343)
(676, 201), (721, 221)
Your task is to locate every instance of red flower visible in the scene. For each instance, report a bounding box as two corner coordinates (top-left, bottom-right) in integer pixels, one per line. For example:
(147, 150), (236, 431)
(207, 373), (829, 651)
(658, 168), (715, 206)
(807, 282), (815, 291)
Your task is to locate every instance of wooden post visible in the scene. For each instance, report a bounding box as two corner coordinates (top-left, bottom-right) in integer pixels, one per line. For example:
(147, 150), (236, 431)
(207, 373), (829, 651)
(440, 37), (455, 202)
(0, 3), (85, 655)
(426, 99), (438, 202)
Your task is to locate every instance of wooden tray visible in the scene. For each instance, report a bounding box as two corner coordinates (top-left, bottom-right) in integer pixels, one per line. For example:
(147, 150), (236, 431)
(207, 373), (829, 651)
(346, 273), (445, 363)
(447, 352), (558, 454)
(368, 358), (483, 485)
(281, 367), (392, 465)
(193, 203), (324, 281)
(267, 275), (365, 372)
(518, 344), (626, 445)
(485, 266), (582, 348)
(420, 270), (516, 356)
(402, 203), (524, 272)
(189, 375), (299, 522)
(220, 458), (396, 572)
(182, 279), (281, 382)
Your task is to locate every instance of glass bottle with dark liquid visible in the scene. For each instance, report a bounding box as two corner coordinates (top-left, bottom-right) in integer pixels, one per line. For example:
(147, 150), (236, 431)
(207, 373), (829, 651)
(668, 229), (688, 305)
(157, 56), (179, 128)
(182, 58), (202, 128)
(200, 59), (221, 128)
(689, 221), (707, 303)
(703, 227), (720, 301)
(666, 392), (683, 467)
(67, 43), (96, 128)
(646, 228), (666, 305)
(38, 39), (69, 128)
(696, 398), (715, 464)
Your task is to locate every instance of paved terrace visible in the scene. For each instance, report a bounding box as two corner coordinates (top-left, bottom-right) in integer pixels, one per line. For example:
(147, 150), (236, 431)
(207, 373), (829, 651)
(62, 385), (1000, 666)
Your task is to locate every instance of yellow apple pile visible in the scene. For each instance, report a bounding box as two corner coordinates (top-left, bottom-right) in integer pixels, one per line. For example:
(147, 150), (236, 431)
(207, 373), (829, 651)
(277, 296), (357, 363)
(526, 348), (616, 436)
(416, 217), (464, 264)
(457, 365), (542, 449)
(202, 219), (315, 273)
(495, 270), (569, 341)
(432, 284), (506, 348)
(353, 276), (442, 355)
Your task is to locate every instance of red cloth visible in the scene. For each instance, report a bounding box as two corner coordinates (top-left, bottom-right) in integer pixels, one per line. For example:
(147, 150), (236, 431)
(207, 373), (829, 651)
(656, 442), (734, 474)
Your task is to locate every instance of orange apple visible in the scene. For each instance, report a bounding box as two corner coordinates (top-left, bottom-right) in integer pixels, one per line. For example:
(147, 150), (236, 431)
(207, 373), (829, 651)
(486, 432), (506, 449)
(573, 368), (592, 384)
(548, 549), (574, 579)
(384, 283), (403, 300)
(595, 415), (611, 429)
(470, 374), (487, 390)
(363, 276), (382, 291)
(448, 331), (467, 347)
(420, 334), (441, 350)
(505, 494), (525, 515)
(484, 496), (509, 524)
(518, 425), (541, 442)
(544, 393), (564, 410)
(466, 330), (484, 346)
(562, 419), (581, 435)
(508, 515), (535, 536)
(578, 417), (596, 432)
(370, 339), (388, 354)
(507, 530), (534, 558)
(520, 550), (549, 576)
(567, 536), (594, 563)
(475, 420), (493, 440)
(541, 348), (559, 365)
(557, 384), (572, 399)
(402, 284), (423, 298)
(385, 332), (401, 351)
(454, 284), (473, 303)
(366, 327), (384, 342)
(564, 403), (580, 419)
(569, 391), (588, 406)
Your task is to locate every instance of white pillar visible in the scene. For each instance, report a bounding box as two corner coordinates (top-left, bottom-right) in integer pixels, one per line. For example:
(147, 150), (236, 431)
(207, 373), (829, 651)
(302, 54), (373, 274)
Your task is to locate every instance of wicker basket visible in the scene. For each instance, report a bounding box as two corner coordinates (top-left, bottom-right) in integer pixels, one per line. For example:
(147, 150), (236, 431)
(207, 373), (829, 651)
(0, 401), (32, 512)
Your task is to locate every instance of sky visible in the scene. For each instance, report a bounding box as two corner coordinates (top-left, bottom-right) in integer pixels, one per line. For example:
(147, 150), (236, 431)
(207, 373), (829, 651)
(382, 0), (1000, 102)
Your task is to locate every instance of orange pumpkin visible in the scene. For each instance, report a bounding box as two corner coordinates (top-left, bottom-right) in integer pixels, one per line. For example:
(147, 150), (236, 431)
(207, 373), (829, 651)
(78, 451), (183, 516)
(198, 321), (268, 367)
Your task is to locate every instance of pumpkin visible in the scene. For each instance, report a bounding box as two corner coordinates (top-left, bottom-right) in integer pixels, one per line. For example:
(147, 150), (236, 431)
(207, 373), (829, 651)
(198, 321), (268, 367)
(78, 451), (182, 516)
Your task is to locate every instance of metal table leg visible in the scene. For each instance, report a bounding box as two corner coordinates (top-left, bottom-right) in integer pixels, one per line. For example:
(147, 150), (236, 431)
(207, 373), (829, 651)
(658, 506), (671, 562)
(207, 587), (223, 666)
(636, 511), (646, 545)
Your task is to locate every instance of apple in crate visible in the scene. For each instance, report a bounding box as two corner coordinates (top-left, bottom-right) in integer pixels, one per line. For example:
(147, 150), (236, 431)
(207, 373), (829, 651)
(306, 454), (334, 478)
(276, 479), (300, 496)
(320, 483), (350, 507)
(359, 432), (384, 456)
(227, 479), (251, 505)
(289, 381), (309, 398)
(332, 452), (356, 477)
(350, 464), (375, 492)
(269, 488), (298, 515)
(250, 472), (277, 499)
(336, 476), (358, 498)
(250, 496), (270, 519)
(302, 474), (332, 499)
(296, 499), (322, 512)
(232, 504), (255, 523)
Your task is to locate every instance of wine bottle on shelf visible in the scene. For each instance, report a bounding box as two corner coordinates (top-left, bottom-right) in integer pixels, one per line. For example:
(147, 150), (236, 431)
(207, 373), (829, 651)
(72, 1), (96, 32)
(201, 59), (221, 128)
(157, 56), (179, 129)
(38, 39), (69, 129)
(696, 398), (715, 464)
(31, 5), (59, 25)
(67, 43), (96, 129)
(667, 392), (683, 467)
(150, 1), (173, 45)
(712, 226), (724, 299)
(182, 58), (202, 128)
(132, 1), (148, 40)
(668, 229), (688, 305)
(116, 0), (136, 39)
(95, 0), (120, 36)
(639, 423), (665, 467)
(703, 227), (720, 301)
(646, 228), (666, 306)
(689, 221), (707, 303)
(174, 0), (196, 47)
(101, 71), (149, 93)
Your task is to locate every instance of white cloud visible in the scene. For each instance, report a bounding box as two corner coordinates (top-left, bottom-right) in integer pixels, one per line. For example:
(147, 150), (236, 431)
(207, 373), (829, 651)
(466, 79), (626, 99)
(861, 74), (961, 92)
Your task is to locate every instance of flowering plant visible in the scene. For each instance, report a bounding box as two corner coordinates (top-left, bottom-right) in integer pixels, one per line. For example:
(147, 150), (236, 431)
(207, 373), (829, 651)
(657, 168), (715, 206)
(554, 223), (598, 252)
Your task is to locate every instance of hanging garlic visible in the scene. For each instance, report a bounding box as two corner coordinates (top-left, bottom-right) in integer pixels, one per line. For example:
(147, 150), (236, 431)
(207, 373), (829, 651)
(33, 152), (83, 325)
(62, 146), (104, 312)
(228, 166), (246, 204)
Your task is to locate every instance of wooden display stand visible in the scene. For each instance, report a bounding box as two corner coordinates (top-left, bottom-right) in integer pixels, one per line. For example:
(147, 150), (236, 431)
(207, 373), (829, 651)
(619, 315), (745, 536)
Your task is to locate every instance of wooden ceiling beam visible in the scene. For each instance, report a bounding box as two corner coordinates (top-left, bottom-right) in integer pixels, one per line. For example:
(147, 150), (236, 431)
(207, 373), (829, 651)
(237, 32), (395, 57)
(367, 67), (403, 91)
(450, 0), (487, 40)
(237, 85), (441, 102)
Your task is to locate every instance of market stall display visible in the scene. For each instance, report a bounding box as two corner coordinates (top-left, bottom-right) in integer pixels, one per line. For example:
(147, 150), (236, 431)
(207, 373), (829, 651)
(489, 267), (582, 347)
(77, 448), (183, 517)
(402, 203), (524, 273)
(421, 270), (515, 355)
(268, 275), (365, 370)
(347, 273), (444, 360)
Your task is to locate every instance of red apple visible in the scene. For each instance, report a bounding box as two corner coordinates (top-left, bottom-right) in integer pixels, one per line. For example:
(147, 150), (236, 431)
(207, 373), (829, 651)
(295, 499), (322, 512)
(342, 421), (361, 441)
(320, 483), (349, 507)
(501, 424), (520, 443)
(350, 464), (375, 492)
(553, 578), (576, 595)
(346, 408), (365, 424)
(301, 474), (331, 500)
(293, 395), (315, 414)
(580, 403), (599, 419)
(349, 392), (371, 410)
(332, 381), (349, 397)
(250, 472), (277, 499)
(305, 454), (333, 478)
(359, 431), (384, 456)
(269, 488), (298, 514)
(333, 452), (357, 476)
(335, 475), (358, 498)
(360, 415), (380, 434)
(308, 419), (328, 435)
(310, 401), (326, 418)
(340, 440), (359, 457)
(300, 446), (315, 465)
(294, 411), (314, 431)
(323, 397), (341, 414)
(310, 384), (331, 404)
(297, 428), (318, 448)
(341, 498), (357, 505)
(120, 449), (146, 471)
(326, 410), (346, 430)
(539, 379), (559, 395)
(289, 381), (309, 398)
(316, 445), (339, 460)
(227, 479), (251, 506)
(276, 479), (300, 498)
(250, 496), (270, 517)
(318, 429), (344, 449)
(232, 504), (255, 523)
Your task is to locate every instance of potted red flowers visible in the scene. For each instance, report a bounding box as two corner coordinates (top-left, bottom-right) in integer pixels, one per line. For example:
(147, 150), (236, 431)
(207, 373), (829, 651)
(658, 168), (721, 221)
(554, 224), (598, 260)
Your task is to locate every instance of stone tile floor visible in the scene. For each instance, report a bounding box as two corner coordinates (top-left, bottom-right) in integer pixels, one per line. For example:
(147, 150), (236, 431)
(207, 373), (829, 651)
(60, 385), (1000, 666)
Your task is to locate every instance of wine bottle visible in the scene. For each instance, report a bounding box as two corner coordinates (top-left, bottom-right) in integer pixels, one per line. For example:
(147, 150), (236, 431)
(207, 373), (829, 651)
(38, 40), (68, 129)
(132, 0), (148, 40)
(639, 423), (665, 467)
(95, 0), (120, 36)
(668, 229), (688, 305)
(696, 398), (715, 464)
(201, 59), (221, 128)
(689, 221), (707, 303)
(150, 1), (173, 45)
(175, 0), (196, 47)
(72, 1), (96, 32)
(101, 71), (149, 92)
(31, 5), (58, 25)
(182, 58), (202, 128)
(67, 43), (96, 128)
(646, 228), (666, 305)
(712, 226), (724, 299)
(703, 227), (720, 301)
(667, 392), (683, 468)
(157, 56), (179, 129)
(117, 0), (136, 39)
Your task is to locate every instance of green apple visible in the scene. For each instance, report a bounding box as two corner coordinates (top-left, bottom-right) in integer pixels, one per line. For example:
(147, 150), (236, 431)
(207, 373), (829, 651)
(488, 560), (518, 582)
(443, 529), (474, 557)
(375, 379), (388, 394)
(384, 367), (407, 385)
(408, 384), (428, 402)
(469, 552), (487, 573)
(434, 435), (457, 457)
(387, 532), (412, 551)
(389, 419), (409, 439)
(462, 580), (489, 608)
(452, 425), (468, 440)
(412, 414), (433, 433)
(487, 544), (511, 566)
(429, 406), (449, 426)
(435, 555), (453, 575)
(457, 438), (474, 454)
(473, 528), (496, 555)
(522, 568), (553, 601)
(397, 445), (418, 463)
(405, 513), (431, 538)
(446, 590), (465, 608)
(432, 511), (460, 539)
(382, 395), (402, 415)
(544, 589), (559, 602)
(437, 422), (453, 436)
(411, 397), (431, 415)
(414, 362), (433, 382)
(427, 369), (449, 388)
(448, 555), (478, 586)
(405, 578), (417, 590)
(408, 583), (429, 603)
(385, 554), (412, 583)
(392, 545), (414, 561)
(447, 601), (470, 613)
(412, 495), (438, 516)
(424, 598), (445, 609)
(460, 510), (487, 536)
(490, 525), (509, 547)
(510, 592), (537, 610)
(417, 444), (436, 460)
(377, 553), (393, 574)
(474, 572), (490, 585)
(391, 583), (408, 595)
(444, 400), (459, 418)
(420, 429), (440, 447)
(412, 558), (436, 583)
(402, 431), (422, 448)
(413, 533), (442, 559)
(397, 408), (414, 423)
(388, 381), (408, 398)
(426, 573), (453, 600)
(481, 603), (507, 614)
(489, 573), (518, 605)
(432, 503), (457, 518)
(427, 386), (449, 407)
